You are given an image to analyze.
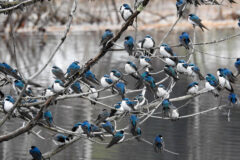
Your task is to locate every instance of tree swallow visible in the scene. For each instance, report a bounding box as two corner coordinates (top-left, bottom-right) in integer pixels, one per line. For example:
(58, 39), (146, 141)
(164, 65), (179, 81)
(187, 82), (199, 94)
(3, 95), (15, 113)
(139, 56), (152, 69)
(102, 120), (115, 135)
(153, 135), (164, 152)
(66, 61), (80, 79)
(160, 43), (174, 57)
(176, 0), (186, 17)
(110, 102), (124, 116)
(88, 85), (98, 105)
(106, 130), (125, 148)
(81, 121), (92, 138)
(228, 92), (238, 104)
(90, 124), (104, 141)
(100, 29), (114, 47)
(68, 122), (83, 139)
(110, 69), (123, 82)
(164, 54), (178, 66)
(95, 109), (110, 125)
(140, 35), (155, 55)
(130, 114), (138, 130)
(44, 110), (53, 127)
(188, 14), (208, 31)
(114, 81), (126, 99)
(205, 73), (220, 96)
(218, 74), (233, 92)
(52, 65), (65, 82)
(29, 146), (42, 160)
(133, 94), (146, 110)
(1, 62), (22, 80)
(179, 32), (191, 50)
(121, 98), (136, 112)
(83, 70), (100, 86)
(100, 74), (113, 88)
(52, 79), (65, 93)
(70, 80), (82, 93)
(131, 127), (142, 141)
(157, 84), (169, 99)
(217, 68), (236, 84)
(124, 36), (135, 56)
(176, 59), (188, 74)
(53, 133), (69, 145)
(125, 61), (140, 80)
(120, 4), (133, 21)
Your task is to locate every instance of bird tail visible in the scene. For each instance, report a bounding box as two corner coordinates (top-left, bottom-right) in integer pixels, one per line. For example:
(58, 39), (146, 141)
(199, 73), (205, 80)
(200, 23), (209, 31)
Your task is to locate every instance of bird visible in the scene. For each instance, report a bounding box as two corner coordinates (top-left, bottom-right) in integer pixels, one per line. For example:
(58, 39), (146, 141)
(217, 68), (236, 83)
(52, 79), (65, 93)
(66, 61), (80, 79)
(188, 14), (208, 31)
(81, 121), (92, 138)
(218, 74), (233, 92)
(83, 70), (100, 86)
(131, 127), (142, 141)
(169, 105), (179, 120)
(95, 109), (110, 125)
(125, 61), (140, 80)
(100, 74), (113, 88)
(176, 59), (188, 74)
(14, 79), (24, 91)
(110, 69), (122, 82)
(114, 81), (126, 99)
(176, 0), (186, 17)
(228, 92), (238, 104)
(179, 32), (191, 50)
(90, 124), (104, 141)
(110, 102), (125, 116)
(68, 122), (83, 139)
(102, 120), (115, 135)
(53, 134), (69, 145)
(121, 98), (137, 112)
(130, 114), (138, 130)
(162, 99), (171, 117)
(142, 72), (158, 97)
(70, 80), (82, 93)
(133, 93), (146, 110)
(29, 146), (42, 160)
(157, 84), (169, 99)
(124, 36), (135, 56)
(88, 85), (98, 105)
(164, 65), (179, 81)
(238, 18), (240, 27)
(0, 62), (22, 80)
(3, 96), (15, 113)
(205, 73), (220, 96)
(42, 87), (54, 98)
(159, 43), (174, 57)
(100, 29), (114, 47)
(120, 4), (133, 21)
(140, 35), (155, 55)
(52, 65), (65, 82)
(153, 135), (164, 153)
(44, 110), (54, 127)
(139, 56), (152, 69)
(164, 54), (178, 66)
(106, 130), (125, 148)
(235, 58), (240, 75)
(191, 65), (204, 80)
(187, 82), (199, 94)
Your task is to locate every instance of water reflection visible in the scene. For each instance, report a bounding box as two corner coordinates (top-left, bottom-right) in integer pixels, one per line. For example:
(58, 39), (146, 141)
(0, 29), (240, 160)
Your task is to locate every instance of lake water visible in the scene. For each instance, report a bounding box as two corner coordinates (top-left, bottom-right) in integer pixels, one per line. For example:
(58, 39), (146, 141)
(0, 28), (240, 160)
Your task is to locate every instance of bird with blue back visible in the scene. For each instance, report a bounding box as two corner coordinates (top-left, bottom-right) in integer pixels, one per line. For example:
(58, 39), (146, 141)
(100, 29), (114, 47)
(139, 56), (152, 69)
(157, 84), (169, 99)
(187, 82), (199, 95)
(1, 62), (22, 80)
(110, 102), (124, 117)
(120, 4), (133, 22)
(143, 73), (157, 96)
(124, 36), (134, 56)
(176, 59), (188, 74)
(3, 95), (15, 113)
(188, 14), (208, 31)
(179, 32), (191, 50)
(110, 69), (124, 82)
(29, 146), (42, 160)
(140, 35), (155, 55)
(130, 114), (138, 130)
(176, 0), (186, 17)
(100, 74), (113, 88)
(44, 110), (54, 127)
(228, 92), (238, 105)
(121, 98), (137, 112)
(83, 70), (100, 86)
(70, 80), (82, 93)
(14, 79), (24, 91)
(106, 130), (125, 148)
(164, 53), (178, 66)
(68, 122), (83, 139)
(153, 135), (164, 152)
(81, 121), (92, 138)
(52, 79), (65, 93)
(114, 81), (126, 99)
(218, 73), (234, 92)
(88, 85), (98, 105)
(191, 65), (204, 80)
(164, 65), (179, 81)
(160, 43), (174, 57)
(125, 61), (140, 80)
(217, 68), (236, 83)
(53, 133), (69, 145)
(66, 61), (80, 79)
(205, 73), (220, 96)
(52, 65), (65, 82)
(131, 127), (142, 141)
(90, 124), (104, 141)
(235, 58), (240, 75)
(102, 120), (115, 136)
(162, 99), (171, 117)
(95, 109), (110, 125)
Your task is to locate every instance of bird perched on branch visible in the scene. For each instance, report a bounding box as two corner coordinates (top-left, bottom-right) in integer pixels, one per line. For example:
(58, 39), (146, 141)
(121, 98), (137, 112)
(88, 85), (98, 105)
(124, 36), (135, 56)
(81, 121), (92, 138)
(139, 35), (155, 55)
(66, 61), (80, 79)
(133, 93), (146, 110)
(131, 127), (142, 141)
(44, 110), (54, 127)
(70, 80), (82, 94)
(179, 32), (191, 50)
(42, 87), (54, 98)
(176, 0), (186, 17)
(29, 146), (42, 160)
(3, 95), (15, 113)
(0, 62), (22, 80)
(139, 56), (152, 69)
(130, 114), (138, 130)
(110, 102), (124, 116)
(100, 74), (113, 88)
(95, 109), (110, 125)
(125, 61), (140, 80)
(102, 120), (115, 136)
(114, 81), (126, 99)
(228, 92), (238, 105)
(217, 68), (236, 84)
(164, 53), (178, 67)
(157, 84), (169, 99)
(187, 82), (199, 95)
(205, 73), (220, 96)
(188, 14), (208, 31)
(100, 29), (114, 47)
(90, 124), (104, 141)
(52, 65), (65, 82)
(52, 79), (65, 93)
(120, 4), (133, 22)
(110, 69), (124, 82)
(53, 134), (69, 145)
(176, 60), (188, 74)
(160, 43), (174, 57)
(68, 122), (83, 139)
(164, 65), (179, 81)
(153, 135), (164, 152)
(106, 130), (125, 148)
(83, 70), (100, 86)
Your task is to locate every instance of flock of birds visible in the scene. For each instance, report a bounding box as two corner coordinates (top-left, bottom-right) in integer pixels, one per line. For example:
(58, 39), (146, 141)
(0, 0), (239, 160)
